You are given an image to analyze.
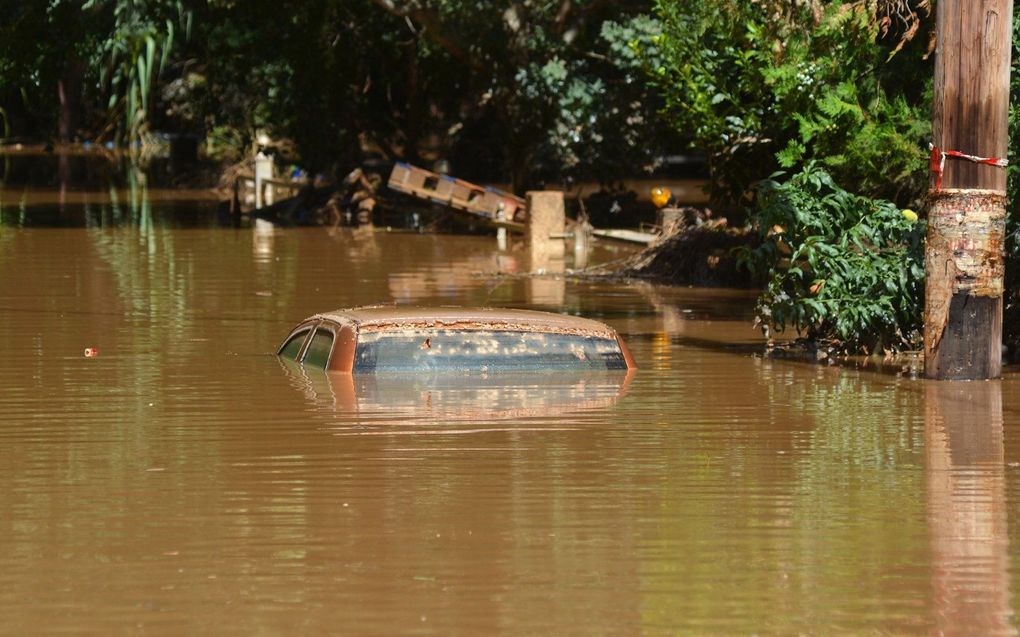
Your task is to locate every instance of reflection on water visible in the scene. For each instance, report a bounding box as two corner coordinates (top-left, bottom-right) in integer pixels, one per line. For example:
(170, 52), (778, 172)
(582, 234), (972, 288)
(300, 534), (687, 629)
(2, 167), (1020, 634)
(925, 382), (1015, 636)
(0, 148), (218, 228)
(280, 360), (634, 429)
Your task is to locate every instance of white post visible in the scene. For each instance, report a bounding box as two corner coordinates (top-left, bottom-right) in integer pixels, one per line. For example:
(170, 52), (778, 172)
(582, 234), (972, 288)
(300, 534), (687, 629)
(496, 202), (508, 251)
(254, 151), (274, 209)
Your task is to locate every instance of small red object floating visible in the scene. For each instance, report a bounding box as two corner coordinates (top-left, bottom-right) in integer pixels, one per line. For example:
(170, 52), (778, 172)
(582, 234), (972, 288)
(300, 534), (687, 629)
(84, 347), (98, 358)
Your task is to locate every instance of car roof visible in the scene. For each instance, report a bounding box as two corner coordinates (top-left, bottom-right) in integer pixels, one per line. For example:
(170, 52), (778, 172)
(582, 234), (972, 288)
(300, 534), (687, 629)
(309, 306), (619, 337)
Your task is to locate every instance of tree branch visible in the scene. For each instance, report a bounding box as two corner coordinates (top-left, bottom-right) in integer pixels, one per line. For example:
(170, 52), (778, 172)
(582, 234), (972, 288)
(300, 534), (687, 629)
(370, 0), (473, 66)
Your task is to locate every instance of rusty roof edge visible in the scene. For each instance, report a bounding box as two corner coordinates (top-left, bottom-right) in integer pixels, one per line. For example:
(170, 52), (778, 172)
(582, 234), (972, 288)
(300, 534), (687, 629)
(309, 306), (619, 336)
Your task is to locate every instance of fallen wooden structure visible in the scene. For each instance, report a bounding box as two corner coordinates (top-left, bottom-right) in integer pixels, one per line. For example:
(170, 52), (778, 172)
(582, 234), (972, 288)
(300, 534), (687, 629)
(387, 162), (526, 232)
(386, 162), (656, 245)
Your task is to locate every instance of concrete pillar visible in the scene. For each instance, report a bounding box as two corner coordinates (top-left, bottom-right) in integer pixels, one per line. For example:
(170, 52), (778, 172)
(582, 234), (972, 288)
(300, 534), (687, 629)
(524, 191), (566, 303)
(526, 191), (566, 263)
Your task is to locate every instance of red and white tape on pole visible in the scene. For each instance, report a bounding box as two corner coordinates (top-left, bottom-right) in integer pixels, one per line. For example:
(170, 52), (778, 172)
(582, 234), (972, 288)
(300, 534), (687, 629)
(930, 144), (1008, 190)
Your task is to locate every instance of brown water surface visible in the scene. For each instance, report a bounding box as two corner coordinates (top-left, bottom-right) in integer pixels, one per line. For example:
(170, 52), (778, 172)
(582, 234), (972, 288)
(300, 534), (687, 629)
(2, 163), (1020, 635)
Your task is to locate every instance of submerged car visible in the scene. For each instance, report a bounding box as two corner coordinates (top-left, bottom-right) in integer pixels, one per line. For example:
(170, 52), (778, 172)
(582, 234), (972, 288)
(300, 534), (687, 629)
(278, 306), (636, 373)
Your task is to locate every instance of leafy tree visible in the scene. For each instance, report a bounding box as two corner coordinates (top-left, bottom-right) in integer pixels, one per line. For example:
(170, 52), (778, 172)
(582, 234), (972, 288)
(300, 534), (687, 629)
(0, 2), (105, 141)
(645, 0), (935, 353)
(0, 0), (676, 188)
(153, 0), (674, 185)
(84, 0), (192, 145)
(652, 0), (932, 214)
(179, 0), (399, 167)
(0, 0), (188, 146)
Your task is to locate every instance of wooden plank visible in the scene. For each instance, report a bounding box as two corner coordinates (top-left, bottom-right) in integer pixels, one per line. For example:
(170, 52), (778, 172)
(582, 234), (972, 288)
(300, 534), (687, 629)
(591, 228), (657, 245)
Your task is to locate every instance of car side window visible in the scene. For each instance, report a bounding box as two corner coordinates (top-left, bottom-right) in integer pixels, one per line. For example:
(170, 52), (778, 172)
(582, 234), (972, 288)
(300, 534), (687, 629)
(302, 328), (335, 369)
(280, 329), (310, 361)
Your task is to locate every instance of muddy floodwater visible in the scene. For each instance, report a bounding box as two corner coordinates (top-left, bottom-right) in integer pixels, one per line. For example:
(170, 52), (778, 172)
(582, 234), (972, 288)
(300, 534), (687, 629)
(3, 163), (1020, 635)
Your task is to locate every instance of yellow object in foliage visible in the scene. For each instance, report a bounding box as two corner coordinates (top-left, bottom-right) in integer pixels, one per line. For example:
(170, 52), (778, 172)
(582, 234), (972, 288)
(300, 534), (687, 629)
(902, 209), (918, 222)
(651, 186), (672, 209)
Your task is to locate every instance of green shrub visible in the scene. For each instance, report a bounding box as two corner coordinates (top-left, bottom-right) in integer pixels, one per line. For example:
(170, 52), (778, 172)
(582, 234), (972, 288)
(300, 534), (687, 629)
(739, 165), (925, 353)
(204, 125), (246, 162)
(652, 0), (932, 213)
(1002, 10), (1020, 353)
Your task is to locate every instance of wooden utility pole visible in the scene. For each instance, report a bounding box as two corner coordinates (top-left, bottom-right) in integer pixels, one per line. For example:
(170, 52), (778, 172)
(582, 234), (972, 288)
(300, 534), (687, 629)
(926, 0), (1013, 380)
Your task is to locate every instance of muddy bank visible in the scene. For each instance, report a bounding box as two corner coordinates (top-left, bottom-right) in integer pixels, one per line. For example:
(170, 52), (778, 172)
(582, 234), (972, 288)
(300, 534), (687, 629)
(589, 220), (758, 288)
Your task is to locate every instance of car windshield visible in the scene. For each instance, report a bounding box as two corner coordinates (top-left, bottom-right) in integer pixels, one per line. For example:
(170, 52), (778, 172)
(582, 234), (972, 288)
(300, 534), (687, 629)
(353, 328), (627, 373)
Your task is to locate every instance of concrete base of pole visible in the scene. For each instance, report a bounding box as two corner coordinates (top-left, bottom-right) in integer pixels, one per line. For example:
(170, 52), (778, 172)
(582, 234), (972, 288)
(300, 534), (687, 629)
(657, 207), (685, 235)
(924, 189), (1005, 379)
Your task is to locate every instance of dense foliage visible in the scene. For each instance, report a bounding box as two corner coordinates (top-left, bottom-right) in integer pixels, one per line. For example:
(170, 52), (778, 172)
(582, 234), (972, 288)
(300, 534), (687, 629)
(649, 0), (936, 351)
(0, 0), (679, 189)
(87, 0), (191, 144)
(0, 0), (939, 198)
(1004, 12), (1020, 353)
(652, 0), (932, 213)
(740, 166), (925, 352)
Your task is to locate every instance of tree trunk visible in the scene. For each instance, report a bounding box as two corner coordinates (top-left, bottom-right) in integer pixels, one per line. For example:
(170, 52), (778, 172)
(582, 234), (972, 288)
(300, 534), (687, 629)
(403, 39), (422, 164)
(925, 0), (1013, 379)
(57, 59), (85, 143)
